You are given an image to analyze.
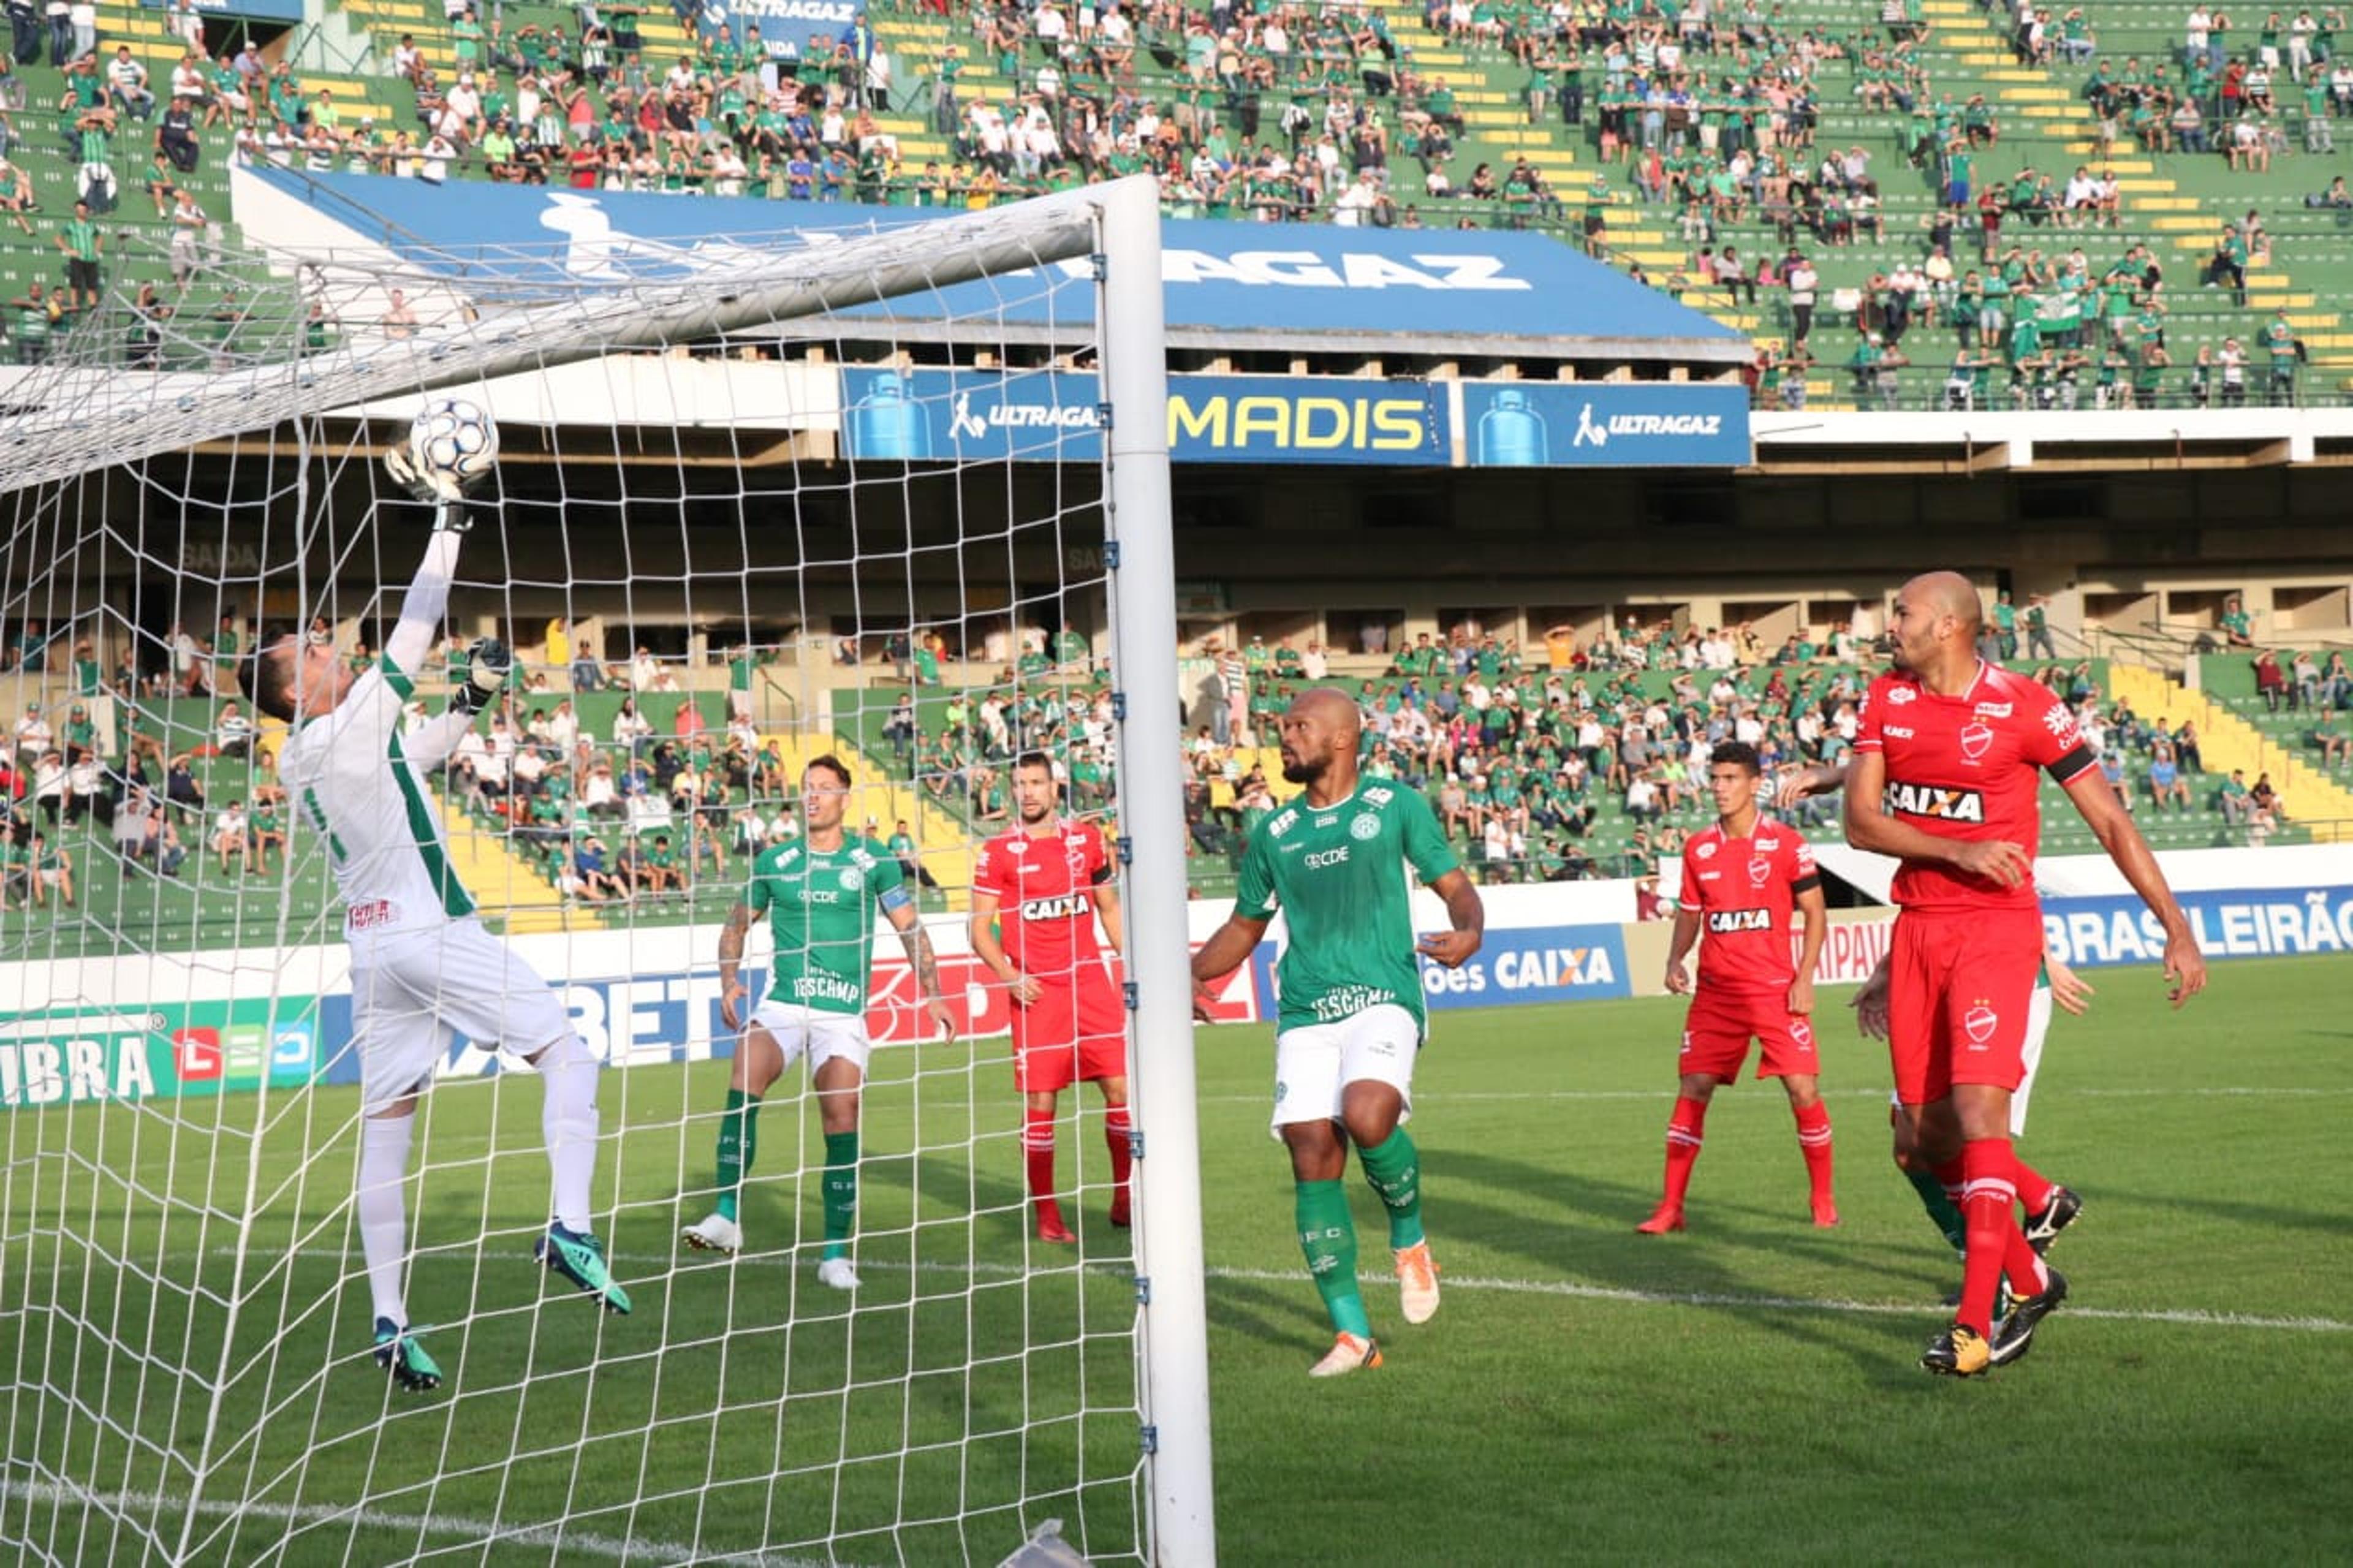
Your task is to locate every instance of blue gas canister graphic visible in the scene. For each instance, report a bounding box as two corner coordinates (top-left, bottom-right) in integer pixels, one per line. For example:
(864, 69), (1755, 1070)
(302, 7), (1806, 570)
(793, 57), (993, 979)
(1475, 388), (1548, 466)
(844, 371), (932, 460)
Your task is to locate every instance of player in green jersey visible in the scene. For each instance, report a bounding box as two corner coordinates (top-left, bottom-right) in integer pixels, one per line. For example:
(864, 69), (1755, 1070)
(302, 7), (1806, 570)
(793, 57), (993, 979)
(1192, 689), (1484, 1377)
(681, 754), (957, 1289)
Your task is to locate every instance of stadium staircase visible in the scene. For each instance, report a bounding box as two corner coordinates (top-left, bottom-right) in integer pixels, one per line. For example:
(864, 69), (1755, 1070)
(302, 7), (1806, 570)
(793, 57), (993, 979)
(1915, 0), (2353, 393)
(442, 809), (586, 931)
(2124, 657), (2353, 838)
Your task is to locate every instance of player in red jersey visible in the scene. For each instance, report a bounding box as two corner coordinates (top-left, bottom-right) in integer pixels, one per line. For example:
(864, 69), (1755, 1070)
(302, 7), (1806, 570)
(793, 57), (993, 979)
(1642, 741), (1833, 1234)
(1849, 572), (2205, 1377)
(970, 751), (1131, 1244)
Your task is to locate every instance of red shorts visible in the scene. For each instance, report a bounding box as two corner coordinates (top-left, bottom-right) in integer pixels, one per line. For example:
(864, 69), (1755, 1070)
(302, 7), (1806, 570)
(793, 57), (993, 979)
(1885, 906), (2044, 1105)
(1679, 987), (1820, 1081)
(1010, 966), (1127, 1094)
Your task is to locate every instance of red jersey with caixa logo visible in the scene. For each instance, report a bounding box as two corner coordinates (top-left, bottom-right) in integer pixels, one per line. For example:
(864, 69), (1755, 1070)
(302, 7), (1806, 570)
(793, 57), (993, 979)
(972, 817), (1113, 982)
(1682, 822), (1820, 994)
(1854, 662), (2096, 912)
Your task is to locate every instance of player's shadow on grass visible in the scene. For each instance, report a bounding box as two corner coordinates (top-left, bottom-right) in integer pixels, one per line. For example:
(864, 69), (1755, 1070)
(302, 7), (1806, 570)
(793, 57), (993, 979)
(2096, 1187), (2351, 1239)
(1204, 1270), (1346, 1354)
(1443, 1126), (1955, 1281)
(1430, 1146), (1936, 1382)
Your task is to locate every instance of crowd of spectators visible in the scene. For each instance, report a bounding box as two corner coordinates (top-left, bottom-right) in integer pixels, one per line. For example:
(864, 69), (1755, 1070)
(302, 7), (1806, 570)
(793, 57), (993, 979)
(1, 593), (2339, 922)
(1612, 0), (2352, 409)
(9, 0), (2352, 398)
(1181, 613), (2336, 881)
(862, 611), (2289, 890)
(2054, 4), (2353, 167)
(242, 0), (1588, 230)
(0, 7), (245, 360)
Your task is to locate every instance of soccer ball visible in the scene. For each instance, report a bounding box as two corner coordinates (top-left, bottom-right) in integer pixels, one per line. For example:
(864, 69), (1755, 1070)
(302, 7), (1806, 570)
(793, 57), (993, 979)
(407, 397), (498, 491)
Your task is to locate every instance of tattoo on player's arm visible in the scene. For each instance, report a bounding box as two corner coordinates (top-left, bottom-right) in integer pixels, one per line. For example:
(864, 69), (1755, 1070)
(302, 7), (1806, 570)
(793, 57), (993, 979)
(719, 904), (750, 966)
(904, 926), (943, 999)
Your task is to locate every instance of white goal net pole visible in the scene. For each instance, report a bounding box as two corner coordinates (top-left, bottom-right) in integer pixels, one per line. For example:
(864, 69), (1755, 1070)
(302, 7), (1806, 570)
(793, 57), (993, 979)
(1095, 176), (1217, 1568)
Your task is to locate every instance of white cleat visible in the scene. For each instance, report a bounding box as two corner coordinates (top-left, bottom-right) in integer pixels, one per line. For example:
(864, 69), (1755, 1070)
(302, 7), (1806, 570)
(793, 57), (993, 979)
(680, 1213), (743, 1255)
(1308, 1332), (1384, 1379)
(816, 1256), (861, 1291)
(1393, 1240), (1441, 1326)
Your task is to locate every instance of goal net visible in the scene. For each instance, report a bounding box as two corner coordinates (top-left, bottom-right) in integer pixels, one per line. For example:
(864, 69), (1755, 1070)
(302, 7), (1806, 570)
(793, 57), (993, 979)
(0, 175), (1210, 1566)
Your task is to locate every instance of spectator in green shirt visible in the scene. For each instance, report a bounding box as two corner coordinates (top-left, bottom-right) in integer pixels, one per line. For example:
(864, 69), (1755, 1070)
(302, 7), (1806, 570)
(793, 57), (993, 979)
(2023, 594), (2055, 659)
(2217, 768), (2253, 825)
(8, 284), (60, 364)
(55, 202), (102, 312)
(2262, 309), (2300, 404)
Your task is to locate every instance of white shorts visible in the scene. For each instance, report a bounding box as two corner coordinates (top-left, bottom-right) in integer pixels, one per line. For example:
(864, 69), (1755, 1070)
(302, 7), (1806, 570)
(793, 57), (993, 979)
(1269, 1002), (1419, 1140)
(1888, 983), (2053, 1137)
(748, 998), (872, 1079)
(350, 918), (572, 1113)
(2007, 983), (2053, 1135)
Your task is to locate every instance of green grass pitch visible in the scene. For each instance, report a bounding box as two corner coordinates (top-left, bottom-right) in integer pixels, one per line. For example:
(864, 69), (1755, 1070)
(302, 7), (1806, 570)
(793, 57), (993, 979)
(2, 953), (2349, 1564)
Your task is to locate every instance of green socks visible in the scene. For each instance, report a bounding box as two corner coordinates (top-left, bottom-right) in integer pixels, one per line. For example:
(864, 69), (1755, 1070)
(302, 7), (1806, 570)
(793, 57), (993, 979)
(1295, 1180), (1370, 1338)
(822, 1130), (860, 1260)
(1358, 1129), (1425, 1249)
(714, 1089), (760, 1223)
(715, 1093), (858, 1258)
(1906, 1165), (1968, 1256)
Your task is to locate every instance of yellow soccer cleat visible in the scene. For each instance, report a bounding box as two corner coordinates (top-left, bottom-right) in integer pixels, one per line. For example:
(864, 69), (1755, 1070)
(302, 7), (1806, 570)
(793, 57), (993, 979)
(1920, 1323), (1992, 1377)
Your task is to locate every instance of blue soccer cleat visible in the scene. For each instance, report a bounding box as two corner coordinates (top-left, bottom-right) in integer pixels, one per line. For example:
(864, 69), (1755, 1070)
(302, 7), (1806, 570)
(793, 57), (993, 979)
(373, 1318), (443, 1393)
(536, 1223), (632, 1315)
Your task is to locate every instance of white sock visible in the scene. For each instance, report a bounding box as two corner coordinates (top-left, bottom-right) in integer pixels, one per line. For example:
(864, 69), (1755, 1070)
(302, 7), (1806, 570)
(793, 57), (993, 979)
(358, 1114), (416, 1328)
(537, 1035), (600, 1233)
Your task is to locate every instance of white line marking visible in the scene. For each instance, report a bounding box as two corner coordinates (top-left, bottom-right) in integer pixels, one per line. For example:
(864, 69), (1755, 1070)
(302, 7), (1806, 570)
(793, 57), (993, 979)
(0, 1479), (837, 1567)
(194, 1245), (2353, 1337)
(1203, 1266), (2353, 1335)
(1199, 1086), (2353, 1105)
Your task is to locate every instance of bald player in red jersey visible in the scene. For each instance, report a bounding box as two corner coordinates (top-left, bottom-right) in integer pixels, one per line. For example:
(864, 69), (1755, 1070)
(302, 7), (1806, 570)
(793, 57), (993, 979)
(1848, 572), (2205, 1377)
(971, 751), (1131, 1244)
(1642, 741), (1833, 1234)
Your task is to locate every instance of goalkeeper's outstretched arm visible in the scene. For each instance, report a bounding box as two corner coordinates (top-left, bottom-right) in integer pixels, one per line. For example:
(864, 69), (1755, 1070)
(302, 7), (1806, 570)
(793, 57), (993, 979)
(403, 637), (512, 771)
(383, 516), (465, 676)
(401, 708), (476, 772)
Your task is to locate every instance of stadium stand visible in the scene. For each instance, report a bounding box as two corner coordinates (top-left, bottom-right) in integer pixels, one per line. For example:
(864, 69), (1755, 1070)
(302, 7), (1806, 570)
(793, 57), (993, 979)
(7, 0), (2353, 402)
(0, 601), (2340, 945)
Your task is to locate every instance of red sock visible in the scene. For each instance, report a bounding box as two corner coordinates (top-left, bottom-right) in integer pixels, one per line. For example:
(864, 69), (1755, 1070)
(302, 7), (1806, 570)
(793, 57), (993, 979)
(1662, 1096), (1708, 1208)
(1957, 1137), (2029, 1337)
(1023, 1104), (1059, 1222)
(2004, 1217), (2050, 1300)
(1794, 1100), (1835, 1205)
(1104, 1103), (1134, 1224)
(2012, 1157), (2056, 1213)
(1933, 1155), (1965, 1211)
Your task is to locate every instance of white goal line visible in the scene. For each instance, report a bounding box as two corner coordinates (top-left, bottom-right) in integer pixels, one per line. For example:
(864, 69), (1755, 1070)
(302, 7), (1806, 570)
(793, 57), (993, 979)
(191, 1245), (2353, 1337)
(0, 1479), (835, 1567)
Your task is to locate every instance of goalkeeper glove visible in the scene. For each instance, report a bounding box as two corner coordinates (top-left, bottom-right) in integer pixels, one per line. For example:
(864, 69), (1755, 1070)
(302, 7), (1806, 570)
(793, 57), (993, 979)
(450, 637), (511, 716)
(383, 446), (474, 526)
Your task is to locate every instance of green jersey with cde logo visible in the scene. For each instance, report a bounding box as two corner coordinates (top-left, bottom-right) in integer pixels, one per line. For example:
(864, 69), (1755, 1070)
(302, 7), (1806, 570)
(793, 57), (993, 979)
(1235, 784), (1460, 1036)
(748, 835), (911, 1014)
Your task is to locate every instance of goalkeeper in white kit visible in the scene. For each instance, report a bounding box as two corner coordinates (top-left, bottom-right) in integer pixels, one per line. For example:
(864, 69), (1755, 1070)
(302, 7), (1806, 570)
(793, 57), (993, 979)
(243, 451), (627, 1394)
